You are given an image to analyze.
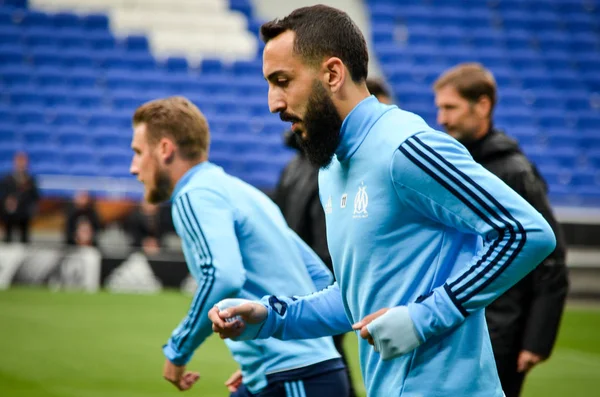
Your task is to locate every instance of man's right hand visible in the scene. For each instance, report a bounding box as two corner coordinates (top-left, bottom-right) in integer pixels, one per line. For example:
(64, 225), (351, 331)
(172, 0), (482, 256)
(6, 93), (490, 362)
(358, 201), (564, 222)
(208, 299), (268, 340)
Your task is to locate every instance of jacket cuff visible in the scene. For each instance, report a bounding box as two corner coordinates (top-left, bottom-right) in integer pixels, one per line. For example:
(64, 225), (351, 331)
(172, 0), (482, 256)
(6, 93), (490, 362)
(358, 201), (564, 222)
(163, 340), (192, 366)
(407, 284), (467, 343)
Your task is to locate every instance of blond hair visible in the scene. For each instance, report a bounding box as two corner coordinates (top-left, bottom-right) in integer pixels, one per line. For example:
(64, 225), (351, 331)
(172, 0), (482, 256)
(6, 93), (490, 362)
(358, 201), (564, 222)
(133, 96), (209, 160)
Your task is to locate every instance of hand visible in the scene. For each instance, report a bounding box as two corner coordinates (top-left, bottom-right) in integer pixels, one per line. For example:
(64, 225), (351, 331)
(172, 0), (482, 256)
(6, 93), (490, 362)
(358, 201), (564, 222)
(225, 369), (243, 392)
(163, 359), (200, 391)
(352, 308), (390, 346)
(208, 300), (268, 340)
(517, 350), (544, 373)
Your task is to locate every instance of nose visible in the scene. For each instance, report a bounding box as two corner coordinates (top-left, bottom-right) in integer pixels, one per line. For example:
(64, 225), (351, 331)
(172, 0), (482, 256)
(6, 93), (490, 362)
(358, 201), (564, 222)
(130, 157), (138, 176)
(437, 109), (447, 127)
(268, 87), (286, 114)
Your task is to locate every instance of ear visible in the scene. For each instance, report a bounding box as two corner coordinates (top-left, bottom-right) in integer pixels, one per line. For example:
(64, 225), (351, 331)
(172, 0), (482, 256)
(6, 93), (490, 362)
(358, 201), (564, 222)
(157, 137), (176, 164)
(322, 57), (345, 94)
(475, 95), (492, 119)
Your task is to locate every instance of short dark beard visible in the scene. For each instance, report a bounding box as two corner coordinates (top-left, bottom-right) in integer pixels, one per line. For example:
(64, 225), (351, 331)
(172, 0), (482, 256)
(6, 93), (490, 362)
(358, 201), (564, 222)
(147, 162), (173, 204)
(298, 81), (343, 169)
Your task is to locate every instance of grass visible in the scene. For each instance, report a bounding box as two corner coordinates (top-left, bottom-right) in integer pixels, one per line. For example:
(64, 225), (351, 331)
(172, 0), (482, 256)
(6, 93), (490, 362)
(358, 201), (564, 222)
(0, 288), (599, 396)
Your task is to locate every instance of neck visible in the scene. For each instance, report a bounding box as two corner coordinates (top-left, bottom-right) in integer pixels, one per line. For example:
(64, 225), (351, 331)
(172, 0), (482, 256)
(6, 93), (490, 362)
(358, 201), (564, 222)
(169, 156), (206, 188)
(335, 81), (371, 121)
(474, 118), (491, 140)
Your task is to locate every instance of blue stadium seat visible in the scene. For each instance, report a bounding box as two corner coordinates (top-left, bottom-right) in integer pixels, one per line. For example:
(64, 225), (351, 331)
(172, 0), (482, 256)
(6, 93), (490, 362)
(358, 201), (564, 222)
(58, 28), (91, 49)
(536, 31), (569, 52)
(67, 69), (98, 88)
(16, 107), (46, 125)
(0, 25), (20, 45)
(501, 11), (533, 31)
(0, 125), (17, 146)
(164, 57), (188, 73)
(27, 146), (60, 168)
(22, 124), (53, 147)
(544, 128), (582, 149)
(82, 13), (109, 31)
(408, 44), (446, 66)
(531, 89), (566, 111)
(0, 44), (24, 65)
(496, 108), (536, 129)
(63, 49), (95, 69)
(475, 47), (511, 68)
(34, 66), (68, 87)
(536, 110), (575, 129)
(530, 11), (561, 31)
(511, 126), (540, 146)
(123, 35), (149, 52)
(576, 53), (600, 73)
(565, 91), (594, 112)
(406, 25), (438, 47)
(48, 106), (88, 126)
(9, 85), (45, 107)
(200, 58), (225, 75)
(92, 129), (131, 150)
(232, 59), (262, 76)
(1, 65), (32, 87)
(52, 12), (81, 29)
(577, 112), (600, 131)
(371, 23), (395, 44)
(229, 0), (253, 19)
(581, 71), (600, 92)
(88, 30), (115, 50)
(568, 32), (600, 53)
(438, 26), (468, 47)
(20, 11), (52, 28)
(563, 12), (598, 33)
(470, 28), (504, 48)
(542, 50), (575, 71)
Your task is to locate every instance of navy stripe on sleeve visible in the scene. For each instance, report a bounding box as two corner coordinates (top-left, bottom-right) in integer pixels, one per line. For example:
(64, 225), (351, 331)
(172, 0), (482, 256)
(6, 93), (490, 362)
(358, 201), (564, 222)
(173, 194), (215, 349)
(400, 135), (526, 311)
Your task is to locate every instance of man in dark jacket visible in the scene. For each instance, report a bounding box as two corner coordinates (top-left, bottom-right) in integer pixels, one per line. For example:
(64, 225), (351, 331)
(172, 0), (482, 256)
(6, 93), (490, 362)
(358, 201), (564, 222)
(433, 63), (569, 397)
(273, 78), (394, 397)
(0, 152), (40, 243)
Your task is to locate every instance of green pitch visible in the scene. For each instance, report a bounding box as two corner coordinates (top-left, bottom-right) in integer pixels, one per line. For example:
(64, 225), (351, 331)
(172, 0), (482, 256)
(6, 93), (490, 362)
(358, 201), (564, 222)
(1, 288), (599, 397)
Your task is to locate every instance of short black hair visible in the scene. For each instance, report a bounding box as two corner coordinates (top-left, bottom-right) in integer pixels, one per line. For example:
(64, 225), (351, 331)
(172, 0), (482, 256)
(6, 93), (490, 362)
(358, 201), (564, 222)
(260, 5), (368, 83)
(366, 78), (392, 99)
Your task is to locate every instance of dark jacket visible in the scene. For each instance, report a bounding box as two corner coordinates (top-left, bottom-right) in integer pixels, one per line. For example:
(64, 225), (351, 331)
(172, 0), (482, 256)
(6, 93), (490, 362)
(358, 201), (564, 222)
(65, 203), (102, 246)
(0, 173), (39, 221)
(273, 131), (332, 271)
(466, 128), (569, 359)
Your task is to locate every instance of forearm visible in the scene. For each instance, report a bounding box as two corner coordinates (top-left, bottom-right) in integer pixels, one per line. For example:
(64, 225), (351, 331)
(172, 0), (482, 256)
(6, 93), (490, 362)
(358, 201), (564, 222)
(256, 283), (352, 340)
(165, 275), (243, 365)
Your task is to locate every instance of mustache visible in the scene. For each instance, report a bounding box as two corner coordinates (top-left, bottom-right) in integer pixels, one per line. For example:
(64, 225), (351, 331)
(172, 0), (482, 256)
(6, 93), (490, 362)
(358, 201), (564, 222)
(280, 112), (301, 123)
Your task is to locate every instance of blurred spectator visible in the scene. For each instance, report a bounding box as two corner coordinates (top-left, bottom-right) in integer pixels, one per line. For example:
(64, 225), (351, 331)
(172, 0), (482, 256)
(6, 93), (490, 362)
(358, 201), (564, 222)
(65, 190), (101, 247)
(126, 200), (168, 255)
(0, 152), (40, 243)
(433, 62), (569, 397)
(366, 77), (394, 104)
(272, 78), (393, 397)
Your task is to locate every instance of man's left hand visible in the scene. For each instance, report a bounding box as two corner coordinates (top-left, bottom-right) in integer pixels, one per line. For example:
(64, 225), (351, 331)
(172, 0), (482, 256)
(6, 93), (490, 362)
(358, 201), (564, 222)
(517, 350), (544, 373)
(352, 308), (390, 345)
(163, 359), (200, 391)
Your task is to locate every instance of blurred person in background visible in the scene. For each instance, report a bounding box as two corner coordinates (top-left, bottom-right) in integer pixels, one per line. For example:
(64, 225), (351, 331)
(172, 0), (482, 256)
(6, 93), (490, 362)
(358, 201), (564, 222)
(366, 78), (394, 105)
(434, 62), (569, 397)
(272, 77), (394, 397)
(129, 96), (349, 396)
(65, 190), (101, 247)
(0, 152), (40, 243)
(125, 200), (166, 255)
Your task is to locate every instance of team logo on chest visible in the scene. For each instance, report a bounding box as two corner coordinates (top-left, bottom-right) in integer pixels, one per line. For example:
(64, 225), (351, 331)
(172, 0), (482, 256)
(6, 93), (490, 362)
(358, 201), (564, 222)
(353, 182), (369, 219)
(324, 195), (333, 214)
(341, 193), (347, 208)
